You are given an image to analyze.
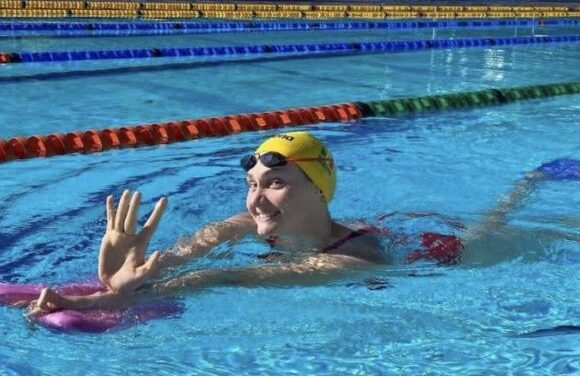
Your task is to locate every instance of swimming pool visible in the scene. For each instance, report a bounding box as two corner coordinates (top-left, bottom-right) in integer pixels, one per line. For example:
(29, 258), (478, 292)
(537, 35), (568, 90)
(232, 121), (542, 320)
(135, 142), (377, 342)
(0, 17), (579, 374)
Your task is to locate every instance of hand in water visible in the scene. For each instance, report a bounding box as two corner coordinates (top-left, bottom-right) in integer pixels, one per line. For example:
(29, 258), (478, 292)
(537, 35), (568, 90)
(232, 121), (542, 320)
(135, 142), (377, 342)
(27, 287), (128, 318)
(99, 190), (167, 293)
(27, 287), (74, 318)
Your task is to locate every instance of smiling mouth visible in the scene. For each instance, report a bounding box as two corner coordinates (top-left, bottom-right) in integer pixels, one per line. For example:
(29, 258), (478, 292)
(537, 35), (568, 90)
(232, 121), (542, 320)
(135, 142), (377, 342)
(256, 211), (280, 221)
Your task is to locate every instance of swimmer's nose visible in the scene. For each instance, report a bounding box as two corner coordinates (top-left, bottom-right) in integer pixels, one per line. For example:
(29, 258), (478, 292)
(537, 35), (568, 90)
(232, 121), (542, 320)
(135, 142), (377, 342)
(248, 186), (269, 210)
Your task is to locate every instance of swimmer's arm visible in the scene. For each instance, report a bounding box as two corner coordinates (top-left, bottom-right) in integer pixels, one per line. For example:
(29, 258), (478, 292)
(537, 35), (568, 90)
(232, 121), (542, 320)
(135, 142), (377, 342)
(28, 254), (369, 314)
(464, 171), (545, 242)
(156, 212), (256, 269)
(152, 254), (369, 294)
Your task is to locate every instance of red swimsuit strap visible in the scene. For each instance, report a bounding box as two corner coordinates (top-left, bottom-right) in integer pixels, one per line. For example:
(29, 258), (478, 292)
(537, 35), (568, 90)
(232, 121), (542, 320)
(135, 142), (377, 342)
(265, 226), (376, 254)
(321, 227), (375, 253)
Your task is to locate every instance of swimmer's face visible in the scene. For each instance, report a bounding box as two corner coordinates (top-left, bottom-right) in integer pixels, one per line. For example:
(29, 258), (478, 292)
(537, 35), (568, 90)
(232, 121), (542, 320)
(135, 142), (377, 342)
(246, 160), (321, 237)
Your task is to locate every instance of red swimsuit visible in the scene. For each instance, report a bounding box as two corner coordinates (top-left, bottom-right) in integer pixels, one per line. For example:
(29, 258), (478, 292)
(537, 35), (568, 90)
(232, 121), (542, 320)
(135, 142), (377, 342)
(262, 226), (463, 265)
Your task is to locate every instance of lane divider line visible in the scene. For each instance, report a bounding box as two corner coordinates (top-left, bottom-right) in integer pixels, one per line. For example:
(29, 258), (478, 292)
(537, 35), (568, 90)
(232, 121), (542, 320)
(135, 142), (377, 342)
(0, 19), (577, 37)
(1, 34), (579, 64)
(1, 81), (578, 163)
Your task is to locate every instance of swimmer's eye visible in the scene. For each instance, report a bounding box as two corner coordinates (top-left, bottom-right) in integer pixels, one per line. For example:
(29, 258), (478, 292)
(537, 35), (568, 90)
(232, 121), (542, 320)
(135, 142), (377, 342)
(268, 179), (286, 188)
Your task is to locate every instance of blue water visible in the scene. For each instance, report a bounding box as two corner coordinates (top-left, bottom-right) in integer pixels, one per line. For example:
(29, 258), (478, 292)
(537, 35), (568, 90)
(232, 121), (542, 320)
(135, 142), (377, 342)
(0, 20), (579, 375)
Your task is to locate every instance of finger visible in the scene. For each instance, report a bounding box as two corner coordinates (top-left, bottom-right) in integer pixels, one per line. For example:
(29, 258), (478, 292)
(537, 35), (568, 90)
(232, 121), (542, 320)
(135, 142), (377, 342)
(141, 197), (167, 239)
(12, 300), (30, 308)
(114, 190), (131, 232)
(37, 287), (54, 308)
(27, 288), (56, 318)
(137, 251), (160, 280)
(144, 251), (160, 273)
(27, 301), (45, 318)
(124, 191), (141, 235)
(106, 195), (115, 232)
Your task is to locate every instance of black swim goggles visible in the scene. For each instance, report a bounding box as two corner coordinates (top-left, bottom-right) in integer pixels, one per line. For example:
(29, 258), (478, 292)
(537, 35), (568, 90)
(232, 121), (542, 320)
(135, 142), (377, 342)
(240, 151), (331, 172)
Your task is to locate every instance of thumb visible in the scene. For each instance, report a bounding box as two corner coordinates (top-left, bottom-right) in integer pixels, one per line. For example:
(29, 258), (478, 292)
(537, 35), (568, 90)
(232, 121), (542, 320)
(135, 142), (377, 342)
(28, 287), (60, 318)
(137, 251), (161, 278)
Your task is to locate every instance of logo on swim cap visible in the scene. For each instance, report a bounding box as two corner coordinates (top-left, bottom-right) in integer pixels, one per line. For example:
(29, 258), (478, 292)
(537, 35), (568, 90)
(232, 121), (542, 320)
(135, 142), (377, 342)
(255, 132), (336, 202)
(274, 134), (295, 142)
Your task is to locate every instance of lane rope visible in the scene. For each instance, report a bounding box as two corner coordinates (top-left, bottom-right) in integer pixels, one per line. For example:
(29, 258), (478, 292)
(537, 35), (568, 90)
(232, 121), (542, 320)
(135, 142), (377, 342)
(0, 19), (577, 37)
(1, 80), (578, 163)
(1, 34), (579, 64)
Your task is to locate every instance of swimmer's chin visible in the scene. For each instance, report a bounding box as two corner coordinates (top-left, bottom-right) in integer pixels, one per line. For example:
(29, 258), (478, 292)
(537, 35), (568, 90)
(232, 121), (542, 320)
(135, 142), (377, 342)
(252, 213), (282, 236)
(256, 225), (279, 237)
(255, 221), (282, 237)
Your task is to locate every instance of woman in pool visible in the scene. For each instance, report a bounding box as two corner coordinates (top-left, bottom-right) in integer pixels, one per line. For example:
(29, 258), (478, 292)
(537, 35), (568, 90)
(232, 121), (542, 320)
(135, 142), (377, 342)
(28, 131), (389, 314)
(26, 131), (578, 315)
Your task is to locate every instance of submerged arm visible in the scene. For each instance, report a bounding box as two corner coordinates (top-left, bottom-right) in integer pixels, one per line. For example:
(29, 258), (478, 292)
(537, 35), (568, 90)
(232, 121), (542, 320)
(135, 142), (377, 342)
(464, 171), (544, 241)
(29, 254), (369, 314)
(155, 212), (256, 270)
(155, 253), (368, 293)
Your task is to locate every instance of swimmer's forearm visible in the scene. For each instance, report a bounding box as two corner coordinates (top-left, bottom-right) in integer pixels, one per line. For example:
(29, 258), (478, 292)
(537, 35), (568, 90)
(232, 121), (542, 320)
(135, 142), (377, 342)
(156, 240), (217, 270)
(150, 255), (365, 294)
(58, 291), (137, 310)
(157, 216), (254, 270)
(467, 172), (543, 239)
(153, 268), (336, 293)
(64, 256), (363, 309)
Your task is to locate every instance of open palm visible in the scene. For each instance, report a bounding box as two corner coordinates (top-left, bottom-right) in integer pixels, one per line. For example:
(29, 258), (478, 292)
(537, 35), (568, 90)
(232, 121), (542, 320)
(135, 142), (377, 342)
(99, 190), (167, 293)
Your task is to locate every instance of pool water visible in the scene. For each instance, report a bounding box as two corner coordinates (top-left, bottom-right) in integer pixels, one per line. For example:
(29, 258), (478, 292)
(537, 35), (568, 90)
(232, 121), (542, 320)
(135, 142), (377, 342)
(0, 19), (579, 375)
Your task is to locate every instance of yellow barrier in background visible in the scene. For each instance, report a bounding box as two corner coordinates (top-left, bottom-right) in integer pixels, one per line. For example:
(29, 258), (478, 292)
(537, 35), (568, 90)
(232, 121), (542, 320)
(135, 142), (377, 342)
(383, 6), (411, 12)
(0, 2), (577, 20)
(25, 1), (84, 9)
(0, 8), (68, 17)
(349, 5), (382, 12)
(347, 11), (385, 19)
(142, 3), (191, 11)
(465, 6), (488, 12)
(237, 4), (277, 11)
(191, 3), (236, 11)
(254, 11), (303, 19)
(455, 12), (487, 19)
(386, 11), (419, 18)
(412, 6), (436, 12)
(141, 10), (200, 19)
(314, 5), (349, 12)
(0, 1), (21, 9)
(278, 4), (312, 11)
(86, 2), (139, 10)
(303, 11), (346, 19)
(438, 6), (464, 12)
(70, 9), (137, 18)
(201, 10), (253, 19)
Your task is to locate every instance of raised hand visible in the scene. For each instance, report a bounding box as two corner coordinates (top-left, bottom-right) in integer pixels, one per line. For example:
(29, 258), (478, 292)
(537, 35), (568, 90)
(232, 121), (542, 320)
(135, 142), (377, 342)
(98, 190), (167, 293)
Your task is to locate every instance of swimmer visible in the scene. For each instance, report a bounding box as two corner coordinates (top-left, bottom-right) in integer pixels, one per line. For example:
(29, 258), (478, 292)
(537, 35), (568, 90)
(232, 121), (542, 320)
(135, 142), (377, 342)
(27, 131), (387, 314)
(24, 133), (580, 315)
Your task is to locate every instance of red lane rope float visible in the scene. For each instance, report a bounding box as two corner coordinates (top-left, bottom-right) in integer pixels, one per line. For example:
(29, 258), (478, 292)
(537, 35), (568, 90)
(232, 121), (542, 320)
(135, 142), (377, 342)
(0, 102), (361, 163)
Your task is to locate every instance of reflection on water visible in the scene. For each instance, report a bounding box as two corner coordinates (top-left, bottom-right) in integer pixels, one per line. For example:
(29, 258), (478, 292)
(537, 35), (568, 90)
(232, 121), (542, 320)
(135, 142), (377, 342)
(483, 48), (506, 82)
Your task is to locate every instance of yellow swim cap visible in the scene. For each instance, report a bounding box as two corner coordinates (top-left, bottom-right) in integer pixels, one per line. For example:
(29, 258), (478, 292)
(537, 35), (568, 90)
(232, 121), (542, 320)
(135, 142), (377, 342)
(256, 131), (336, 202)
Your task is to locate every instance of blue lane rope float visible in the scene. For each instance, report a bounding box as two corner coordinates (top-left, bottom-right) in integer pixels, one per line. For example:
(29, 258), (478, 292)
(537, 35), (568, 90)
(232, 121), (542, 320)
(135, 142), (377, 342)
(0, 18), (578, 37)
(1, 34), (579, 64)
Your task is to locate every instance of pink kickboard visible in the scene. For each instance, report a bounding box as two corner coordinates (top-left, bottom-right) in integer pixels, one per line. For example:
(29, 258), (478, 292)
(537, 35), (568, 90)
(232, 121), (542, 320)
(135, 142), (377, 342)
(0, 282), (183, 333)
